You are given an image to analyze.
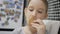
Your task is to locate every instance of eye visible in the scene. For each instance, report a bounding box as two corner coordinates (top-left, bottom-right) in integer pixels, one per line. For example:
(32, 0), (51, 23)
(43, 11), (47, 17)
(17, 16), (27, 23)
(29, 8), (34, 12)
(37, 10), (42, 13)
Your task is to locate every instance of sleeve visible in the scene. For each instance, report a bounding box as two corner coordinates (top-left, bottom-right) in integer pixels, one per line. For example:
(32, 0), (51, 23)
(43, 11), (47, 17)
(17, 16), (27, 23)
(45, 20), (60, 34)
(16, 29), (25, 34)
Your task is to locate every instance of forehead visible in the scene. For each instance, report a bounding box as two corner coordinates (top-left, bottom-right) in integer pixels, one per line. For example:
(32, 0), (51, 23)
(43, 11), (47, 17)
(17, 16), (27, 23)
(28, 0), (46, 10)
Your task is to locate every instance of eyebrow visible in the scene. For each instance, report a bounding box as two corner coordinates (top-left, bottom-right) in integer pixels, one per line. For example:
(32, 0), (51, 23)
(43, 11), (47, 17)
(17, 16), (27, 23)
(28, 6), (45, 11)
(38, 8), (44, 11)
(28, 6), (34, 8)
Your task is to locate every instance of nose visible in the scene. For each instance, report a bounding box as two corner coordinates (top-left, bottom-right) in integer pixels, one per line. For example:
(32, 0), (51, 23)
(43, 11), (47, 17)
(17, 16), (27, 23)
(32, 10), (36, 16)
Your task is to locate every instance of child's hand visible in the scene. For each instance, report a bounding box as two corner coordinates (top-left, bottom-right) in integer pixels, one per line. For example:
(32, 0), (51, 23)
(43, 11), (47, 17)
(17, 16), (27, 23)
(31, 19), (46, 34)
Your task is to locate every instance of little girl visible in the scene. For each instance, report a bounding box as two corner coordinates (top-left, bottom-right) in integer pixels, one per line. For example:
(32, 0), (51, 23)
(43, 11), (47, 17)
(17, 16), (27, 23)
(23, 0), (48, 34)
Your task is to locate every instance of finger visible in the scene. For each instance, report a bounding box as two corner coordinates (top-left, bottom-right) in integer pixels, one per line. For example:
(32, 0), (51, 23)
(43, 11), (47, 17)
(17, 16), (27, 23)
(31, 23), (46, 32)
(31, 23), (40, 29)
(31, 23), (40, 26)
(31, 23), (45, 27)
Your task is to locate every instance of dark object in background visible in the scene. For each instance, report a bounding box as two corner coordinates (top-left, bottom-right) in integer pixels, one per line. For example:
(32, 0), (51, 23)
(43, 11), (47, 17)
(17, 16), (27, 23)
(58, 27), (60, 34)
(0, 28), (14, 31)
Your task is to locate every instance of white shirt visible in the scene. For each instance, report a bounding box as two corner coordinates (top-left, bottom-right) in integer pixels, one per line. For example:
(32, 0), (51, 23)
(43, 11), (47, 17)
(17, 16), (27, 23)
(43, 20), (60, 34)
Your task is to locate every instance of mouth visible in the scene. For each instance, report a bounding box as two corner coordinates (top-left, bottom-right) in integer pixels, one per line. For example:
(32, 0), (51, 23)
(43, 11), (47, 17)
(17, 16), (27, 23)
(33, 22), (40, 24)
(29, 17), (40, 25)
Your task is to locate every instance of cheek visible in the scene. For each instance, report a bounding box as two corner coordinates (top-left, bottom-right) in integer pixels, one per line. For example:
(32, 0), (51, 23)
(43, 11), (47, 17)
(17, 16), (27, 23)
(36, 14), (46, 19)
(25, 10), (33, 23)
(26, 10), (32, 19)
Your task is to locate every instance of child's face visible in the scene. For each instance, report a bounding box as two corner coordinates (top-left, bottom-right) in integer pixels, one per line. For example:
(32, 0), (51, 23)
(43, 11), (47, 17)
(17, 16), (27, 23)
(25, 0), (48, 25)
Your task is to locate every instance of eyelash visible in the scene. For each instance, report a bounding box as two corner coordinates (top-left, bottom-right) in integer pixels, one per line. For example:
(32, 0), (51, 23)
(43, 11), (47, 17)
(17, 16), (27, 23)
(37, 10), (42, 13)
(29, 9), (33, 12)
(29, 8), (42, 13)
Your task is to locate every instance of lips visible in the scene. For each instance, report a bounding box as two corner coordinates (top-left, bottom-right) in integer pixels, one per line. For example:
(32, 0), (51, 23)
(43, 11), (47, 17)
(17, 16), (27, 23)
(33, 22), (40, 24)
